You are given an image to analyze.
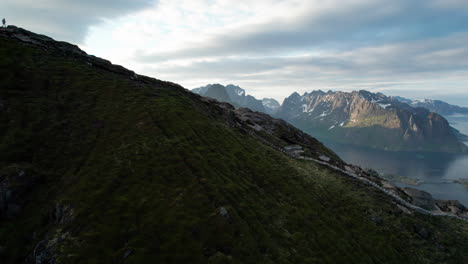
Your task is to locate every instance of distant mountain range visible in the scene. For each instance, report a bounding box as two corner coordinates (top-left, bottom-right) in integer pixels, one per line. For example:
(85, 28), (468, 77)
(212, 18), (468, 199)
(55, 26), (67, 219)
(392, 96), (468, 117)
(277, 90), (467, 152)
(192, 85), (467, 153)
(192, 84), (280, 114)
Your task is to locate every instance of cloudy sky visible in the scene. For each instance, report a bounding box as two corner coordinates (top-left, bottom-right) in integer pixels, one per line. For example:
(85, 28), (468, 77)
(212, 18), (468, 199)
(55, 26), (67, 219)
(5, 0), (468, 105)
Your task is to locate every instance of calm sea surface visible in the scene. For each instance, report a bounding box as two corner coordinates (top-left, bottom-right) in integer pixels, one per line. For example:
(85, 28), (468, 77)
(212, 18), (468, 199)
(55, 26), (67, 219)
(322, 115), (468, 206)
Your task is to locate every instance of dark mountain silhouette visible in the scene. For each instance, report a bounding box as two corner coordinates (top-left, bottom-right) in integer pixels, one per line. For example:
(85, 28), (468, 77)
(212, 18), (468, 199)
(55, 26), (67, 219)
(192, 84), (266, 112)
(1, 26), (467, 264)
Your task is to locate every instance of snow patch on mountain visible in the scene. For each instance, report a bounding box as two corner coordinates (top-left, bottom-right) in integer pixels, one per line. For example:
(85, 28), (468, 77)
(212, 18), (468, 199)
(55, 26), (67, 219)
(319, 111), (330, 117)
(236, 89), (245, 96)
(378, 103), (391, 109)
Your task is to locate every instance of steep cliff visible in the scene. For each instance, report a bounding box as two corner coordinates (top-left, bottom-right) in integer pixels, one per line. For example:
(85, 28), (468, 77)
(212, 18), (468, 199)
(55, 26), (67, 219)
(277, 90), (467, 152)
(394, 97), (468, 117)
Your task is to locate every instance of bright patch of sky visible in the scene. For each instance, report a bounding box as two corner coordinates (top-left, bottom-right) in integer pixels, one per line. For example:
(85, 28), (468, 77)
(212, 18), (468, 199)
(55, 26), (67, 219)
(5, 0), (468, 106)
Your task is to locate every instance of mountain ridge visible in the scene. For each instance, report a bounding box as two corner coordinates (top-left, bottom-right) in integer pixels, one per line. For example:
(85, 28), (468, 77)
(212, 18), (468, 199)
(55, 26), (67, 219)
(393, 96), (468, 117)
(2, 26), (468, 263)
(192, 84), (267, 113)
(193, 82), (467, 153)
(276, 89), (467, 153)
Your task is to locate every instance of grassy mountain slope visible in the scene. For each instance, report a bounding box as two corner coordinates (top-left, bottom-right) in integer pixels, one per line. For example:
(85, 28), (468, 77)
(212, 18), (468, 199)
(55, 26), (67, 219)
(1, 27), (468, 264)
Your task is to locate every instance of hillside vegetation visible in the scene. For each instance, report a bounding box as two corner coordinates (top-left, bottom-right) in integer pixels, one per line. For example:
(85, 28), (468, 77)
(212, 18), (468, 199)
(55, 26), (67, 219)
(1, 27), (467, 264)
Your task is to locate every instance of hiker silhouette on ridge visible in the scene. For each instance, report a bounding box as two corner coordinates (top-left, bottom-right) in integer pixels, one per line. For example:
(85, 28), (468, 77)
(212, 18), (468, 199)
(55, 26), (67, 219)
(2, 18), (5, 28)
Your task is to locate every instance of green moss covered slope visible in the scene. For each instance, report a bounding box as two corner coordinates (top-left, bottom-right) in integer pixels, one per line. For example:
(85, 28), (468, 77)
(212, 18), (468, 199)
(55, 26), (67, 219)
(0, 27), (467, 264)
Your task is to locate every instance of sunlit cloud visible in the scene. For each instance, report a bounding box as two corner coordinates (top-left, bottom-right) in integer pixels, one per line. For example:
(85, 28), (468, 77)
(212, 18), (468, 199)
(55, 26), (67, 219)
(6, 0), (468, 105)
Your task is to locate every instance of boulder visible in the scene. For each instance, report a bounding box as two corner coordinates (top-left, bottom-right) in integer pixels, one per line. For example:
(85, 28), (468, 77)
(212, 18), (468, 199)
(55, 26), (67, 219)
(402, 187), (436, 210)
(435, 200), (468, 216)
(219, 207), (229, 218)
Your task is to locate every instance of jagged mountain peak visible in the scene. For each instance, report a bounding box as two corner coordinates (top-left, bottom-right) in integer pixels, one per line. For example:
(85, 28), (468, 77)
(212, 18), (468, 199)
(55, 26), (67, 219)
(225, 84), (246, 96)
(303, 90), (327, 97)
(354, 90), (387, 103)
(192, 83), (265, 112)
(276, 89), (467, 152)
(289, 91), (302, 98)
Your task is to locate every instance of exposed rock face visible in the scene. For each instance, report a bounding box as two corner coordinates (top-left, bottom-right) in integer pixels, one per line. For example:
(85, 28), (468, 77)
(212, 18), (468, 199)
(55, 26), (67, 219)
(225, 84), (246, 100)
(196, 96), (341, 163)
(192, 84), (266, 113)
(276, 90), (467, 152)
(0, 26), (86, 57)
(435, 200), (468, 217)
(28, 230), (74, 264)
(32, 239), (56, 264)
(0, 26), (172, 87)
(403, 187), (437, 210)
(393, 97), (468, 141)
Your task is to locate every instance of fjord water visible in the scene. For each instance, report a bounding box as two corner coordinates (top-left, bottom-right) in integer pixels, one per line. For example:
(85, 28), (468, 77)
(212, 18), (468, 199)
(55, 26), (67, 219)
(323, 115), (468, 206)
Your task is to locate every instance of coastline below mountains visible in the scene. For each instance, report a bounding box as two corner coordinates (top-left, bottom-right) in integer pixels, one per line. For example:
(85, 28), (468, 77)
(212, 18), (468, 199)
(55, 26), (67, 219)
(192, 84), (468, 153)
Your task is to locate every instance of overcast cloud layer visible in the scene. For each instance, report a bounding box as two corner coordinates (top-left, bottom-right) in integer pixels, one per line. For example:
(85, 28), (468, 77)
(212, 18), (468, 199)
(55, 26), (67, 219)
(5, 0), (468, 105)
(4, 0), (154, 42)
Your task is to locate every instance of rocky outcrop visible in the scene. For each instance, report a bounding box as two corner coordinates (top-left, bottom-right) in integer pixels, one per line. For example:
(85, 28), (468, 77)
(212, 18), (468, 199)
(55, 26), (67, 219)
(402, 187), (437, 210)
(0, 26), (128, 76)
(276, 90), (467, 152)
(233, 107), (335, 158)
(196, 96), (342, 164)
(28, 229), (74, 264)
(0, 26), (183, 90)
(435, 200), (468, 218)
(0, 26), (86, 57)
